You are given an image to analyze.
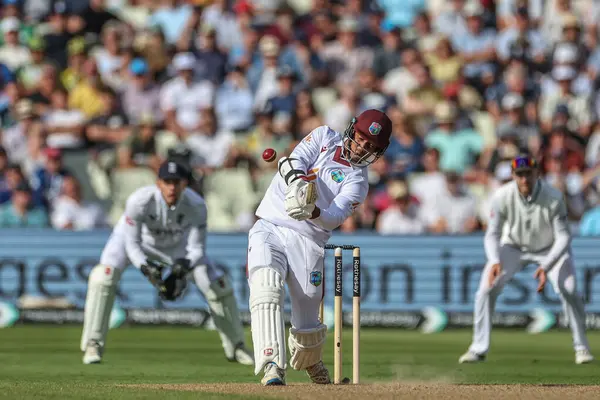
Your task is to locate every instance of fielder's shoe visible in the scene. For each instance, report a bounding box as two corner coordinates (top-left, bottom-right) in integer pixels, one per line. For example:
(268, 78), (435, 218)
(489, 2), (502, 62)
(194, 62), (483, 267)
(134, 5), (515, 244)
(306, 360), (331, 384)
(228, 343), (254, 366)
(82, 339), (102, 365)
(458, 351), (486, 364)
(576, 349), (594, 364)
(261, 362), (286, 386)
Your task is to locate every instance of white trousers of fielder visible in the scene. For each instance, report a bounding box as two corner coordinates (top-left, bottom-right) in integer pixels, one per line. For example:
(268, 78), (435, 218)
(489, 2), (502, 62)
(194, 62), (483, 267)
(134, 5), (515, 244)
(469, 244), (590, 355)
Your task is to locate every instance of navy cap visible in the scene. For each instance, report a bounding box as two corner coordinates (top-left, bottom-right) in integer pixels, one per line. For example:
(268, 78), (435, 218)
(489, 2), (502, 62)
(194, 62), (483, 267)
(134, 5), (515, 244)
(158, 161), (188, 180)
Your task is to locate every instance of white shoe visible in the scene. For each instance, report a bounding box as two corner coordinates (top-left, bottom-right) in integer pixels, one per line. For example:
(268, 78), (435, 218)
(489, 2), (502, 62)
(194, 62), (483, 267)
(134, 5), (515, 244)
(306, 360), (331, 384)
(261, 362), (286, 386)
(231, 344), (254, 366)
(82, 340), (102, 365)
(576, 350), (594, 364)
(458, 351), (486, 364)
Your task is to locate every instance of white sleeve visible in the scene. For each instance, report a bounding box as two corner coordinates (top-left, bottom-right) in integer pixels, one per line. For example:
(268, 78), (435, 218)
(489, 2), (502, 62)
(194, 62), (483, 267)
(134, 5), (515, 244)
(483, 192), (506, 265)
(185, 203), (208, 267)
(50, 200), (71, 229)
(159, 82), (176, 112)
(122, 195), (148, 269)
(199, 82), (215, 109)
(312, 177), (368, 231)
(540, 198), (571, 271)
(278, 126), (325, 185)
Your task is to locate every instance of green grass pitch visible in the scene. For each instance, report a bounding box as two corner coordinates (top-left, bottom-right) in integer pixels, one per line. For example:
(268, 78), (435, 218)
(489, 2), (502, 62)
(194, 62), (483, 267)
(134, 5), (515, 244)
(1, 326), (599, 399)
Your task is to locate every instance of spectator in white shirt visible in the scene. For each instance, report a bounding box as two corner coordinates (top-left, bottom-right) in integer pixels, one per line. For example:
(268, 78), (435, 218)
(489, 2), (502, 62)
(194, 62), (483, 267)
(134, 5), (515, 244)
(0, 17), (31, 71)
(426, 172), (479, 234)
(3, 99), (39, 166)
(252, 35), (282, 112)
(43, 87), (86, 149)
(51, 175), (107, 230)
(160, 52), (214, 138)
(376, 180), (426, 235)
(200, 0), (240, 51)
(321, 17), (374, 85)
(539, 65), (593, 137)
(325, 85), (359, 134)
(434, 0), (467, 38)
(409, 147), (447, 211)
(187, 107), (235, 171)
(93, 22), (124, 82)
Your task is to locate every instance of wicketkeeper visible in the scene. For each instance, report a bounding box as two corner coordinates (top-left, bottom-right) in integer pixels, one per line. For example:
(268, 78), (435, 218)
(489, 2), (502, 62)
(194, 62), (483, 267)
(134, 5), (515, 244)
(81, 161), (253, 366)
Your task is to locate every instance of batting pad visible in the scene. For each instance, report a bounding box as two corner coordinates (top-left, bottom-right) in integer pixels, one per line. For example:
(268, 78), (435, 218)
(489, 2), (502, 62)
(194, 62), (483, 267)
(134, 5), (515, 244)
(288, 324), (327, 370)
(249, 267), (286, 375)
(203, 275), (246, 359)
(80, 265), (121, 351)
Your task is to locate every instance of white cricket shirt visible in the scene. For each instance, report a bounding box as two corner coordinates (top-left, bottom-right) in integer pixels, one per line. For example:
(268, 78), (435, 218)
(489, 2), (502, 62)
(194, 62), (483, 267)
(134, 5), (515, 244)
(256, 125), (369, 246)
(114, 185), (208, 269)
(484, 180), (571, 271)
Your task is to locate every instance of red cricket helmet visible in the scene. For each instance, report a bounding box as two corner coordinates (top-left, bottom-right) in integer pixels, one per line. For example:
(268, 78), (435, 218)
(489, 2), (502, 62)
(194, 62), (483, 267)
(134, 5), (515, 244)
(342, 109), (392, 167)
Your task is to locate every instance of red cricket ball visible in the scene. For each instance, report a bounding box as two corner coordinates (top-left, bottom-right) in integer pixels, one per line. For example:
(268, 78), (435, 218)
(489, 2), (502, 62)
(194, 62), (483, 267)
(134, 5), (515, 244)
(262, 148), (277, 163)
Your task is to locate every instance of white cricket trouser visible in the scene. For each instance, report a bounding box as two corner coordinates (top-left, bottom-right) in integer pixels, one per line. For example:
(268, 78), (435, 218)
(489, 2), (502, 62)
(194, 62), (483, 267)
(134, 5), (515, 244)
(100, 232), (223, 293)
(247, 219), (325, 330)
(469, 245), (589, 355)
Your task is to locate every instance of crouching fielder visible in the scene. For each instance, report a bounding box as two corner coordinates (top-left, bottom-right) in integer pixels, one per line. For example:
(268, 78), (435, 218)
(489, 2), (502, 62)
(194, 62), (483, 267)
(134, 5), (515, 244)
(248, 109), (392, 386)
(81, 161), (253, 366)
(459, 155), (593, 365)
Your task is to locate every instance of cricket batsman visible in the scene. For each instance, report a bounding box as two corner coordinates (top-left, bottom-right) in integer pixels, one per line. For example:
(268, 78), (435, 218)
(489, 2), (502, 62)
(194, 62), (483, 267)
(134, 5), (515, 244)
(81, 161), (254, 366)
(459, 154), (594, 365)
(247, 109), (392, 385)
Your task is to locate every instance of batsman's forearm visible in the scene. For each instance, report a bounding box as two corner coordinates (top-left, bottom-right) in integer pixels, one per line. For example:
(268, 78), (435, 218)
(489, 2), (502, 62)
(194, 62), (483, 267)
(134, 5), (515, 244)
(278, 156), (307, 185)
(311, 204), (349, 231)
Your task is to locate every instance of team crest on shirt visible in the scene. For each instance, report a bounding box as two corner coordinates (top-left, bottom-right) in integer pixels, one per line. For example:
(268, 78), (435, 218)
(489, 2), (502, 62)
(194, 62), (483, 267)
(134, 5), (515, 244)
(369, 122), (382, 135)
(310, 271), (322, 287)
(331, 169), (345, 183)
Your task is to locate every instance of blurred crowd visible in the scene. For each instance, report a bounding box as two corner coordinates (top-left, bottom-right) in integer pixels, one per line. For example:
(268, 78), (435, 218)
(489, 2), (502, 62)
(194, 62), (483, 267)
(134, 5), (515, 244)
(2, 0), (600, 235)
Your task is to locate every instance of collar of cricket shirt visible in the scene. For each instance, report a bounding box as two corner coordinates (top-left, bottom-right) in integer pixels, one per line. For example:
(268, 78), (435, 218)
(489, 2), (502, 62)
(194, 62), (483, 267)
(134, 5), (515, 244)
(157, 188), (185, 213)
(518, 180), (541, 204)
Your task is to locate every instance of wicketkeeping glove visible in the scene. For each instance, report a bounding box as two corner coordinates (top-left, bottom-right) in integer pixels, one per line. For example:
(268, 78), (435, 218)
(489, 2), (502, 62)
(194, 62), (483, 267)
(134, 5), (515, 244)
(160, 258), (191, 301)
(284, 178), (317, 221)
(140, 259), (167, 295)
